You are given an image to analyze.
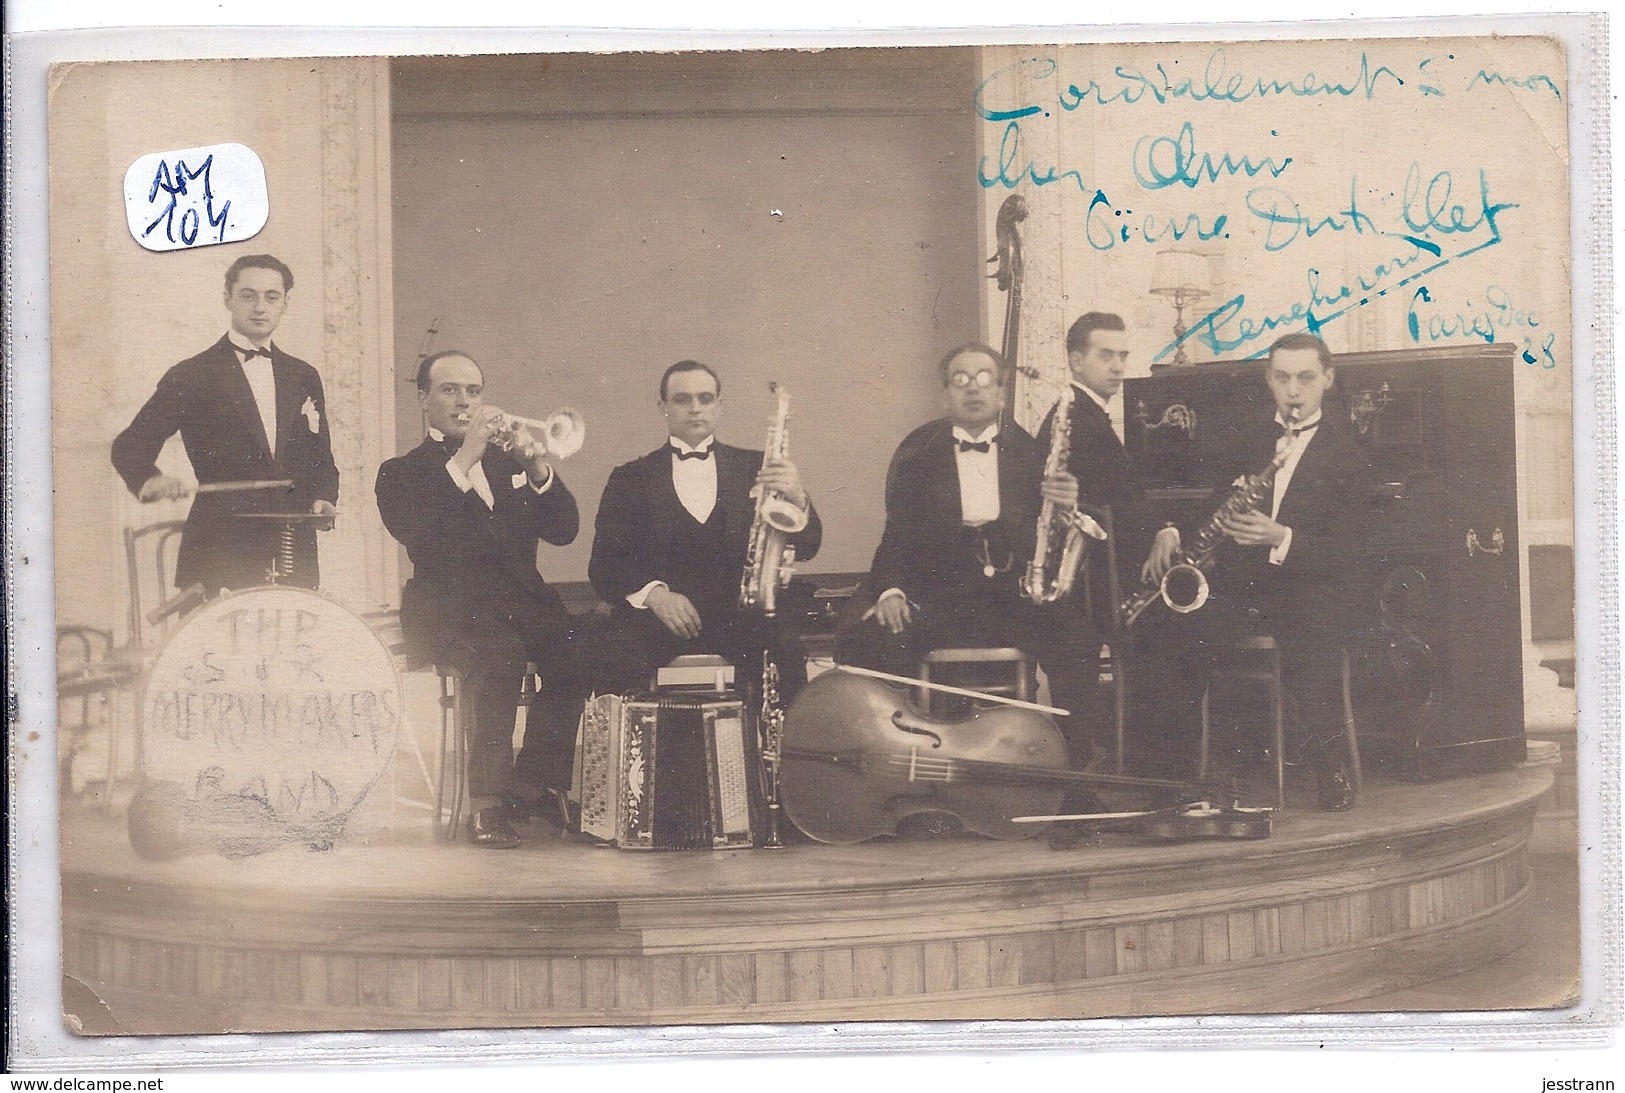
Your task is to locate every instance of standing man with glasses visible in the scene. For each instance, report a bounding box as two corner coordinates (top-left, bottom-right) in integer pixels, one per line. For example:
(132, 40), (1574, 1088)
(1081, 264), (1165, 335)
(588, 359), (823, 701)
(836, 342), (1098, 770)
(112, 254), (339, 594)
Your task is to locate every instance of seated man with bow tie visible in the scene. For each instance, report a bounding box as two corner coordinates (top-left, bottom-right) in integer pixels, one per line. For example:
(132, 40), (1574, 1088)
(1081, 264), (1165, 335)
(375, 349), (594, 848)
(588, 359), (822, 703)
(1133, 332), (1373, 811)
(112, 254), (338, 594)
(835, 343), (1099, 771)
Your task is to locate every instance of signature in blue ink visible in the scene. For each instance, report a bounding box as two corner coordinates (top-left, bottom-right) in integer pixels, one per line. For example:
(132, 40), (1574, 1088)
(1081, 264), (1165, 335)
(1135, 122), (1292, 191)
(1245, 180), (1380, 252)
(1154, 168), (1518, 362)
(1406, 284), (1557, 368)
(1085, 189), (1228, 252)
(144, 154), (232, 247)
(978, 120), (1092, 193)
(974, 50), (1408, 121)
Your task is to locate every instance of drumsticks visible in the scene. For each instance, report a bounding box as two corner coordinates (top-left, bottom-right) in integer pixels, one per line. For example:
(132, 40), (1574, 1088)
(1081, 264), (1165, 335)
(195, 479), (294, 494)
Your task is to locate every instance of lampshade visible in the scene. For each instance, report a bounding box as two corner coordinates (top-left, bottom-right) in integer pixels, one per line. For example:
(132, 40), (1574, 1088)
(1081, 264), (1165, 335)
(1149, 250), (1211, 299)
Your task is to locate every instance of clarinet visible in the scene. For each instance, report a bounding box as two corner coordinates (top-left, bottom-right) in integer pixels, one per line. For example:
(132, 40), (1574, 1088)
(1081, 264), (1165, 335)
(757, 651), (787, 848)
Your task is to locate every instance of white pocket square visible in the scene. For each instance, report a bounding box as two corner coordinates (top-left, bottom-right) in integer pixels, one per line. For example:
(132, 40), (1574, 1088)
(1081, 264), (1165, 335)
(301, 396), (321, 434)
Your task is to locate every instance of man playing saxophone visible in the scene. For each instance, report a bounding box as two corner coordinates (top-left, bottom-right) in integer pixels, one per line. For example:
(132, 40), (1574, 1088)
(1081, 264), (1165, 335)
(835, 343), (1099, 771)
(589, 360), (822, 703)
(1131, 332), (1373, 811)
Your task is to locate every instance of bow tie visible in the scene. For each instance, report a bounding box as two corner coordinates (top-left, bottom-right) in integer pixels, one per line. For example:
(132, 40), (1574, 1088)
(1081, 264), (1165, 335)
(237, 345), (272, 361)
(669, 445), (712, 461)
(956, 438), (995, 454)
(1279, 420), (1319, 439)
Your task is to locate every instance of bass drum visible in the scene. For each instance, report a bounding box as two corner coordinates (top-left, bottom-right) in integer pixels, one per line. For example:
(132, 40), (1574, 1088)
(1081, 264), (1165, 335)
(128, 586), (401, 859)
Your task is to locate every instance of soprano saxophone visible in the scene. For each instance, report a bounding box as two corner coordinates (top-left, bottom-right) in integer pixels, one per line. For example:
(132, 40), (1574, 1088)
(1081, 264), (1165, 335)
(739, 382), (808, 617)
(1120, 409), (1300, 627)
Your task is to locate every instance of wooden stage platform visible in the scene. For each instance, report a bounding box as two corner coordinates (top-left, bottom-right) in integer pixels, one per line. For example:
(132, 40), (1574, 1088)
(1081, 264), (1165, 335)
(61, 764), (1554, 1033)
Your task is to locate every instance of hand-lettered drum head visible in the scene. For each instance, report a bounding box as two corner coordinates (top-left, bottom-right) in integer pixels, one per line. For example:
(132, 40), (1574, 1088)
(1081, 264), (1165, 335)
(137, 587), (401, 854)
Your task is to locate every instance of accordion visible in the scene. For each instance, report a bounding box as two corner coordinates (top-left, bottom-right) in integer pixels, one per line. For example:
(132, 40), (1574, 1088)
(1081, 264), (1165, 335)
(574, 691), (762, 850)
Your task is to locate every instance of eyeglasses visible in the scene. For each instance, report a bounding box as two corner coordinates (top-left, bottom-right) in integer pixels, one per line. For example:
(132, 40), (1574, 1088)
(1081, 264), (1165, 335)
(947, 369), (1001, 389)
(666, 392), (718, 407)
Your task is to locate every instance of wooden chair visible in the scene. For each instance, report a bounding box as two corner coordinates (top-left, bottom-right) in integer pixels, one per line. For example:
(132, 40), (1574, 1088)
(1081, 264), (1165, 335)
(917, 647), (1034, 715)
(1198, 640), (1361, 810)
(123, 521), (190, 653)
(56, 625), (141, 811)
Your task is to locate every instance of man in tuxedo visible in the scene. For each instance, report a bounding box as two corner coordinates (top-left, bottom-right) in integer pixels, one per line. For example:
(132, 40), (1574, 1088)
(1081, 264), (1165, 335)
(588, 360), (821, 699)
(1136, 332), (1371, 810)
(1032, 312), (1178, 757)
(375, 349), (590, 848)
(112, 254), (338, 593)
(835, 343), (1097, 769)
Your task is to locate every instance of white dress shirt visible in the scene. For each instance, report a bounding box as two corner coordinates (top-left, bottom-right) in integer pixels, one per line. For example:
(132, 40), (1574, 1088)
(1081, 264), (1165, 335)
(669, 435), (718, 523)
(227, 333), (278, 455)
(629, 434), (718, 609)
(952, 423), (1001, 526)
(428, 426), (552, 512)
(1267, 409), (1321, 565)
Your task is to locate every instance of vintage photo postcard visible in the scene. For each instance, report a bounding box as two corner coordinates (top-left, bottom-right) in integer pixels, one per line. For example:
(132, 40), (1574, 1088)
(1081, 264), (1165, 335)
(13, 14), (1610, 1065)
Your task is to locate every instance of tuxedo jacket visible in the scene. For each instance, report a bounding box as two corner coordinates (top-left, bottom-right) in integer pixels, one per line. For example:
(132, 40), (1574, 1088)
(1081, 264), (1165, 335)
(588, 441), (822, 609)
(1036, 388), (1155, 597)
(111, 335), (340, 592)
(867, 418), (1043, 602)
(375, 437), (579, 660)
(1196, 411), (1372, 627)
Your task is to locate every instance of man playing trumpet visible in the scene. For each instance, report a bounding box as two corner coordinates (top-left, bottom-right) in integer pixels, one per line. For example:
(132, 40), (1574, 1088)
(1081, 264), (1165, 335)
(589, 360), (822, 702)
(375, 349), (594, 848)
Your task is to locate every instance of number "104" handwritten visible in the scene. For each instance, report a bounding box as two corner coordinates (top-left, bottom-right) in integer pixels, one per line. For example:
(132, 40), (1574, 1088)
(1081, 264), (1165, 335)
(143, 154), (231, 247)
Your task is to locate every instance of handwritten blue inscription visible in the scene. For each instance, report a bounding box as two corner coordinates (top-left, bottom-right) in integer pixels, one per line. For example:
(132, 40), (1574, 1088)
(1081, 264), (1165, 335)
(1467, 69), (1562, 99)
(978, 121), (1092, 193)
(1245, 180), (1380, 253)
(143, 155), (232, 247)
(1135, 122), (1292, 191)
(1086, 190), (1228, 251)
(975, 52), (1407, 120)
(1156, 168), (1518, 362)
(1407, 284), (1557, 367)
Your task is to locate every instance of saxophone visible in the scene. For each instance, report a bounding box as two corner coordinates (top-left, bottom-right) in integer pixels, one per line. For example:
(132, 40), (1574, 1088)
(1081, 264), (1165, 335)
(1022, 383), (1107, 605)
(1120, 409), (1300, 627)
(739, 382), (808, 617)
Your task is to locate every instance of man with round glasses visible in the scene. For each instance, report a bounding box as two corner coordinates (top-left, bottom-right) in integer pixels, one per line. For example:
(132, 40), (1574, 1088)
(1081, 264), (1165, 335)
(836, 343), (1100, 770)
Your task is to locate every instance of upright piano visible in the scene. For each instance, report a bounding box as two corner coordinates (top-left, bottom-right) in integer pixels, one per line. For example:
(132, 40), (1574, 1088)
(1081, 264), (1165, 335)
(1123, 343), (1526, 779)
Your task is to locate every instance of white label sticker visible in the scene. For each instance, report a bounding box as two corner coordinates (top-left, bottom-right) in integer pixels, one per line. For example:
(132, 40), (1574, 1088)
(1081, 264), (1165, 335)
(123, 142), (269, 252)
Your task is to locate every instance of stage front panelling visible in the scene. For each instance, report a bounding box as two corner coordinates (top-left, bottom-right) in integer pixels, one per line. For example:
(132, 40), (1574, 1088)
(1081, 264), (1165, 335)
(61, 766), (1550, 1031)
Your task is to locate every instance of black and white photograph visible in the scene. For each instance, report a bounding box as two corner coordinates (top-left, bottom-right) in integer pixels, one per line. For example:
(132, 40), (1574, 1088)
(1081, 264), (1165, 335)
(8, 10), (1610, 1071)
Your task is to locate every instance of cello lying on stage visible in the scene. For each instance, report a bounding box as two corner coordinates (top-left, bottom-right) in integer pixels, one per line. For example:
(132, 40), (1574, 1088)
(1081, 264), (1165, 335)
(778, 667), (1271, 845)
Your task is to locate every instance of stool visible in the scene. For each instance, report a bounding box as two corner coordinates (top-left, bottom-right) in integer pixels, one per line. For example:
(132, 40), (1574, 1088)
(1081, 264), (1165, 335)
(1198, 640), (1361, 810)
(433, 663), (539, 841)
(918, 647), (1034, 716)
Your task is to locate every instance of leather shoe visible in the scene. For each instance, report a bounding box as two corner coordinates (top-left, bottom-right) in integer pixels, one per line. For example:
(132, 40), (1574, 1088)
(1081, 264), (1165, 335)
(467, 808), (521, 848)
(1316, 759), (1356, 812)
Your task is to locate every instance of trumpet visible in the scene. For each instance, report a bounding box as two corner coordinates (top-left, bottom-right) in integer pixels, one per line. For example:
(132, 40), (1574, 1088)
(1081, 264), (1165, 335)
(456, 407), (587, 460)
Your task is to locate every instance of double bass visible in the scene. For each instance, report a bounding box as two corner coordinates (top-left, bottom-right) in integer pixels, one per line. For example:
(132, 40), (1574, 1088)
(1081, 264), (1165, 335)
(779, 668), (1270, 845)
